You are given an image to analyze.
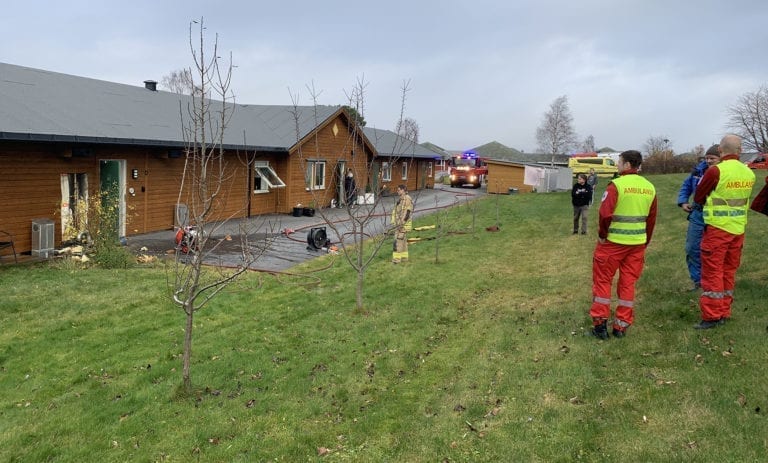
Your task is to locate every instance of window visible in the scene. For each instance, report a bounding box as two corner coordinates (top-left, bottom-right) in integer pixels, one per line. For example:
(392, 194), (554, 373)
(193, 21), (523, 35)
(305, 160), (326, 190)
(401, 163), (408, 180)
(427, 162), (433, 178)
(253, 161), (286, 193)
(382, 162), (392, 182)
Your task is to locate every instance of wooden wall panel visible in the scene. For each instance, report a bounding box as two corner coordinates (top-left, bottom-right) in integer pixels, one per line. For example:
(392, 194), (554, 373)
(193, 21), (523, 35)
(285, 116), (371, 213)
(486, 163), (534, 194)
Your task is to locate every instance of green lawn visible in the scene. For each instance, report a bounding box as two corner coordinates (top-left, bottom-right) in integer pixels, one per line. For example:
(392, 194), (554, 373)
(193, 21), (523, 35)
(1, 172), (767, 462)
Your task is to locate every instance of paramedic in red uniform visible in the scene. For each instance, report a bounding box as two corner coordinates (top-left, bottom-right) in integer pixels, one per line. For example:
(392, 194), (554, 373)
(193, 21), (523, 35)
(589, 150), (657, 339)
(692, 134), (755, 329)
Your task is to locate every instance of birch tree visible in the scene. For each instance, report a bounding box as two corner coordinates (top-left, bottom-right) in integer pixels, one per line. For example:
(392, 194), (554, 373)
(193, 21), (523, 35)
(536, 95), (577, 166)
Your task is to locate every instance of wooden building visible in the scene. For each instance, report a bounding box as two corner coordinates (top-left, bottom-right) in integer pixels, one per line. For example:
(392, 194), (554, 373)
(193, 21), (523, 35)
(362, 127), (440, 196)
(0, 62), (436, 256)
(485, 159), (536, 194)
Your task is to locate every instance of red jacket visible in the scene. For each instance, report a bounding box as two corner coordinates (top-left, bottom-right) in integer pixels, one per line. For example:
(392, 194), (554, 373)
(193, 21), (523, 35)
(693, 154), (740, 205)
(598, 169), (658, 244)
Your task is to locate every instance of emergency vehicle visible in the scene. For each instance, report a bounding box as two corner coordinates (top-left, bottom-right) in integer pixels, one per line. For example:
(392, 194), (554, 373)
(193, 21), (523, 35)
(568, 154), (618, 178)
(449, 150), (488, 188)
(746, 154), (768, 169)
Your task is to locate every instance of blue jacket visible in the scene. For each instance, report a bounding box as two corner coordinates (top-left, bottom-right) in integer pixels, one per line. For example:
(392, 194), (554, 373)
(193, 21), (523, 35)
(677, 160), (708, 224)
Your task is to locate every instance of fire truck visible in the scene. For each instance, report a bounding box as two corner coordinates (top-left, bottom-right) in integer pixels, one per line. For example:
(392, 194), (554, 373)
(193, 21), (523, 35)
(449, 150), (488, 188)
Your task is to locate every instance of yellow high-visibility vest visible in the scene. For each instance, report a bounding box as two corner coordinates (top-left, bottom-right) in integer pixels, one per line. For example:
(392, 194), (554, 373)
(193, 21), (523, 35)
(607, 174), (656, 245)
(703, 160), (755, 234)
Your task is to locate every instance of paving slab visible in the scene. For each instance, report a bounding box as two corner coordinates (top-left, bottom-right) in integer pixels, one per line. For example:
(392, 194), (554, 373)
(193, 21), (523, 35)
(127, 186), (485, 271)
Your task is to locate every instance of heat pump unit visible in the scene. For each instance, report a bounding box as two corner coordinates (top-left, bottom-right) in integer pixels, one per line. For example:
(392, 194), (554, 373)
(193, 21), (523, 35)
(31, 219), (55, 258)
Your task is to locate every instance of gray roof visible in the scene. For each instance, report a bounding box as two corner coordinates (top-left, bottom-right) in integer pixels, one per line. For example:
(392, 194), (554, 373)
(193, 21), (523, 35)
(362, 127), (442, 159)
(0, 62), (339, 152)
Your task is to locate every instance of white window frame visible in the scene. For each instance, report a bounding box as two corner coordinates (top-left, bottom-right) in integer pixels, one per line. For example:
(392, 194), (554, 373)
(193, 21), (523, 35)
(253, 161), (286, 194)
(401, 162), (408, 180)
(382, 162), (392, 182)
(305, 160), (326, 190)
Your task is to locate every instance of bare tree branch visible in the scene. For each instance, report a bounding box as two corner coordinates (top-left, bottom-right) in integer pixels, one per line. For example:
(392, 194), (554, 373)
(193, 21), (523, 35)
(536, 95), (578, 166)
(727, 85), (768, 152)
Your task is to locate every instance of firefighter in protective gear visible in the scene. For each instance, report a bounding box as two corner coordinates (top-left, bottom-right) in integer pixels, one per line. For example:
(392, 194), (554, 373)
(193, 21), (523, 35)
(589, 150), (658, 339)
(391, 184), (413, 263)
(692, 134), (755, 329)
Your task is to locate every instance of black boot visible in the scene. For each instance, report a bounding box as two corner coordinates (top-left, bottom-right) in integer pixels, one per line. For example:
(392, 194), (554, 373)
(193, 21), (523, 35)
(590, 320), (609, 340)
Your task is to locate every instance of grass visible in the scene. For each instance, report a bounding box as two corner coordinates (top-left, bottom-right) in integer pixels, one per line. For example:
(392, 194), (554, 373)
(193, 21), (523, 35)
(2, 172), (768, 462)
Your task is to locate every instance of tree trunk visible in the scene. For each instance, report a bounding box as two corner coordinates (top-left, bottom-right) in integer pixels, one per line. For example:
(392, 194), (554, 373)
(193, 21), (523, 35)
(182, 304), (194, 392)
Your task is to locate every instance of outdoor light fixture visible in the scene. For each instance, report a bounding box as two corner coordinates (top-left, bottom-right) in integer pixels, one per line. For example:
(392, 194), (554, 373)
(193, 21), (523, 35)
(131, 168), (139, 179)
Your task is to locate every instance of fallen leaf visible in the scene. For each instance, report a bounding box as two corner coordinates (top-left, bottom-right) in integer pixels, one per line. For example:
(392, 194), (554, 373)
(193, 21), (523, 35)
(737, 394), (747, 407)
(317, 447), (330, 456)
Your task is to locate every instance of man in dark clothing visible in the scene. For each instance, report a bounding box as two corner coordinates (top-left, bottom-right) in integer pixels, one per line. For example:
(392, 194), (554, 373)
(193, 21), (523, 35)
(676, 145), (720, 291)
(343, 169), (356, 207)
(571, 173), (592, 234)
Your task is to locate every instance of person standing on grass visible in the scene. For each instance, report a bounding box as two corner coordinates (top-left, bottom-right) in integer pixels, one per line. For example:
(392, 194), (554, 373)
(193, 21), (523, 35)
(692, 134), (755, 329)
(589, 150), (657, 340)
(391, 184), (413, 264)
(571, 173), (592, 235)
(676, 144), (720, 291)
(587, 168), (598, 204)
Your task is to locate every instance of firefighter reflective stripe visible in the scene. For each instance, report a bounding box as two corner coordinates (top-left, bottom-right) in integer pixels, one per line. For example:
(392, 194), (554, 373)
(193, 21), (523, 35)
(606, 175), (656, 245)
(618, 299), (634, 307)
(703, 159), (755, 234)
(702, 291), (724, 299)
(724, 289), (733, 297)
(391, 195), (414, 231)
(593, 296), (611, 305)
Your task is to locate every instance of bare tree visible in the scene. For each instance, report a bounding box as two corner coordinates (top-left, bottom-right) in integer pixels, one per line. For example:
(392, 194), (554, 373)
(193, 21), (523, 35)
(726, 85), (768, 152)
(643, 135), (672, 157)
(161, 68), (194, 95)
(536, 95), (578, 166)
(395, 117), (420, 143)
(581, 134), (596, 153)
(641, 135), (684, 174)
(691, 144), (705, 158)
(172, 19), (264, 393)
(293, 79), (417, 312)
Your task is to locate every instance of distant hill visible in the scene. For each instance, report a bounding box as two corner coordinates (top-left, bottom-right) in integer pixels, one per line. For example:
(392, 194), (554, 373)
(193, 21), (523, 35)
(420, 141), (450, 157)
(471, 141), (523, 160)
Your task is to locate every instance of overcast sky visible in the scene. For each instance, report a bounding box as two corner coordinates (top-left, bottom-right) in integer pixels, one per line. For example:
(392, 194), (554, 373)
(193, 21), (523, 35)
(2, 0), (766, 153)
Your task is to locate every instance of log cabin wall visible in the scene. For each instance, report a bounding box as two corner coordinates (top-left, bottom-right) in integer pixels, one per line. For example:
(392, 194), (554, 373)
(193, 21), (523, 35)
(286, 115), (372, 213)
